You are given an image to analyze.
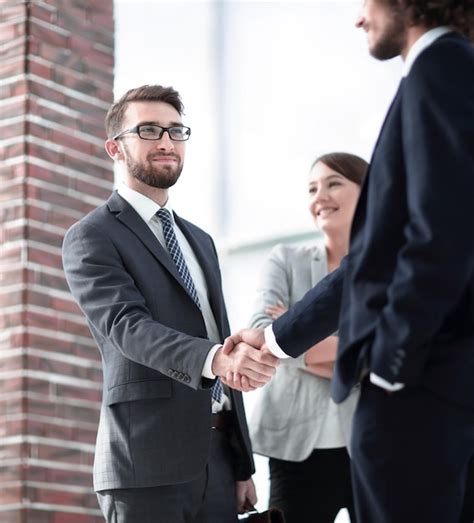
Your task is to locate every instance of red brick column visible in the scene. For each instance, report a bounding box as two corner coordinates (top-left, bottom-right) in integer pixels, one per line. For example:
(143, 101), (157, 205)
(0, 1), (114, 521)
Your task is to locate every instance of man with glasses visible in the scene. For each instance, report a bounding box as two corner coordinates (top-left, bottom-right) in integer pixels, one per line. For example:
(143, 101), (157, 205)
(62, 85), (277, 522)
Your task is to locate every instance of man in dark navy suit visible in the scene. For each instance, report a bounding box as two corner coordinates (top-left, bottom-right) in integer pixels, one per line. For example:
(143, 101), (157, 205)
(225, 1), (474, 521)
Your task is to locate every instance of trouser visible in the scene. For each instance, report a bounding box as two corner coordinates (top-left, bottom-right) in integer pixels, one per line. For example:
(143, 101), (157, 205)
(269, 447), (356, 523)
(97, 428), (238, 523)
(351, 380), (474, 523)
(460, 456), (474, 522)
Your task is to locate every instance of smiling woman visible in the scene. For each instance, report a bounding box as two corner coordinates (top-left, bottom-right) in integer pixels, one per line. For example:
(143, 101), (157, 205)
(248, 152), (368, 523)
(308, 152), (368, 272)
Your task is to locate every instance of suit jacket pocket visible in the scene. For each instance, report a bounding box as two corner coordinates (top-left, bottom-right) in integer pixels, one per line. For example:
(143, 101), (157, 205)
(106, 378), (172, 406)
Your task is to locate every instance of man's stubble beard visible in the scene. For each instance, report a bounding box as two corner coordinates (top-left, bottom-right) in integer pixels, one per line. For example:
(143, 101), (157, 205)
(369, 6), (408, 60)
(124, 146), (183, 189)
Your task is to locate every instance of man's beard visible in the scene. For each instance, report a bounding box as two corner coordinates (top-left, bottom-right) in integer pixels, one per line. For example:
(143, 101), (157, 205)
(125, 150), (183, 189)
(370, 6), (407, 60)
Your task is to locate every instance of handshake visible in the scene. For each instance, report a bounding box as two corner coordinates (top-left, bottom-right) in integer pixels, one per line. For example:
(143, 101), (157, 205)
(212, 328), (281, 392)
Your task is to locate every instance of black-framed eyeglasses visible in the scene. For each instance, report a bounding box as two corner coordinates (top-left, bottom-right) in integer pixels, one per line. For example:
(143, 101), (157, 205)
(113, 124), (191, 142)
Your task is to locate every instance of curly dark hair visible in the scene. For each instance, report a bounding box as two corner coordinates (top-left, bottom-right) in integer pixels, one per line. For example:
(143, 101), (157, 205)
(388, 0), (474, 40)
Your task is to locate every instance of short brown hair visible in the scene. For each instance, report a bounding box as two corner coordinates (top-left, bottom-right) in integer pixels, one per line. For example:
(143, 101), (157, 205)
(311, 152), (368, 186)
(105, 85), (184, 138)
(388, 0), (474, 40)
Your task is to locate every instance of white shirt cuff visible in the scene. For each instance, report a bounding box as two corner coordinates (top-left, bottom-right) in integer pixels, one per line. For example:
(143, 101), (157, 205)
(202, 344), (222, 378)
(264, 325), (290, 359)
(370, 372), (405, 391)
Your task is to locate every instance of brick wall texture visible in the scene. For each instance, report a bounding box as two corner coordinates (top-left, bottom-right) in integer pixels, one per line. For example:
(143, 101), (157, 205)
(0, 0), (114, 521)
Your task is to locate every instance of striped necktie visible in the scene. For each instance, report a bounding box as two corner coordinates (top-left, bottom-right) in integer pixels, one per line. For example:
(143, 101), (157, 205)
(156, 208), (223, 403)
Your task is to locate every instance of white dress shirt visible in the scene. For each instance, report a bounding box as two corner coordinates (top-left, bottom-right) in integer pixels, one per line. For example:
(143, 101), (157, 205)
(117, 184), (229, 410)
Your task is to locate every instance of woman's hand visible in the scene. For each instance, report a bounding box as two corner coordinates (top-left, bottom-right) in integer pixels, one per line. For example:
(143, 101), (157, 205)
(265, 300), (288, 320)
(302, 362), (334, 379)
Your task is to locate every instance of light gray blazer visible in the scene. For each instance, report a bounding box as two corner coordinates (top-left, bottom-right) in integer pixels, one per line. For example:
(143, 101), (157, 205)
(248, 242), (359, 461)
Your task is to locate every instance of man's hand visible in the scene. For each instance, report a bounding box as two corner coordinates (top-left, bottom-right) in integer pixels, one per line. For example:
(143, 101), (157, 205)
(236, 478), (257, 514)
(220, 328), (279, 391)
(222, 328), (266, 354)
(212, 341), (279, 392)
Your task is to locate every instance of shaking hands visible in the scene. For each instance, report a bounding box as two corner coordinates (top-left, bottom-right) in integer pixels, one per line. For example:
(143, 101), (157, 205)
(212, 328), (280, 392)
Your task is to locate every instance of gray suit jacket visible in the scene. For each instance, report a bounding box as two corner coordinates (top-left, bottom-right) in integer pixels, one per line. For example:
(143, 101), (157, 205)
(62, 191), (254, 491)
(248, 243), (358, 461)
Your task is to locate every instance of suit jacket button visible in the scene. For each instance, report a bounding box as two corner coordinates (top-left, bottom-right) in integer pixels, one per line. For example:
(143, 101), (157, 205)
(167, 369), (174, 376)
(185, 376), (191, 383)
(390, 365), (399, 375)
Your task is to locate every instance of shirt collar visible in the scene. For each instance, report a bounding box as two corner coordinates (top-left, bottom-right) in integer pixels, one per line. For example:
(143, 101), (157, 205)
(403, 26), (452, 77)
(117, 183), (175, 225)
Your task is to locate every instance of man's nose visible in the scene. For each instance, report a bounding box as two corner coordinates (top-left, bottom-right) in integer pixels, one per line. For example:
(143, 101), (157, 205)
(355, 14), (365, 28)
(156, 131), (175, 150)
(355, 5), (365, 29)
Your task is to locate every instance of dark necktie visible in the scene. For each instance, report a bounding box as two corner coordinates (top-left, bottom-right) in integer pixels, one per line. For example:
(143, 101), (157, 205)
(156, 208), (223, 403)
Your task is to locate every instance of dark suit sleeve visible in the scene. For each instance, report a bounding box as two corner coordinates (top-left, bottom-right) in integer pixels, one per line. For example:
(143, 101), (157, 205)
(369, 40), (474, 382)
(62, 220), (215, 391)
(272, 256), (346, 358)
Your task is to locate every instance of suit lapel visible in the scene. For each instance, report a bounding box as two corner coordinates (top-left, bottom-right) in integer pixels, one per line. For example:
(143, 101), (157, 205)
(175, 214), (225, 337)
(107, 192), (225, 335)
(369, 79), (404, 160)
(107, 192), (191, 297)
(351, 80), (405, 237)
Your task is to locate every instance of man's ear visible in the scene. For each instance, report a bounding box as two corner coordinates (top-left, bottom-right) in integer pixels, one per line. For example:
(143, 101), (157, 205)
(105, 138), (123, 161)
